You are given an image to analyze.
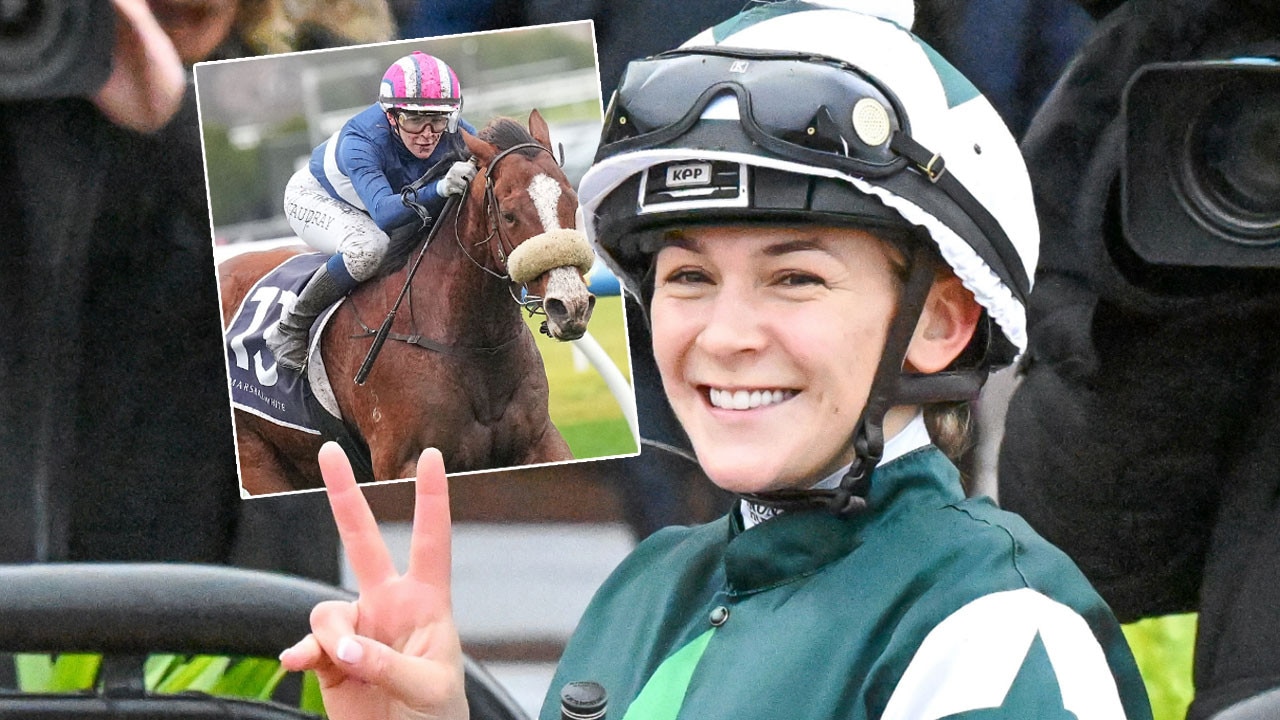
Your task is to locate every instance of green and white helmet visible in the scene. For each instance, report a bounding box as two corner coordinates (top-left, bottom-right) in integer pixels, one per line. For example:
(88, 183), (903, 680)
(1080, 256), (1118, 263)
(579, 0), (1039, 512)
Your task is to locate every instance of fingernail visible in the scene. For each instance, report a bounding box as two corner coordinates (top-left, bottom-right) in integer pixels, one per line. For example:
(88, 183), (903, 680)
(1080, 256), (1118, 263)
(336, 636), (363, 664)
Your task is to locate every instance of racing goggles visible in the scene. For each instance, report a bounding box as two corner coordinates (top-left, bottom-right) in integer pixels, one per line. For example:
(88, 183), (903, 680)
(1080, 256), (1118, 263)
(598, 47), (1030, 303)
(599, 47), (915, 178)
(397, 111), (452, 134)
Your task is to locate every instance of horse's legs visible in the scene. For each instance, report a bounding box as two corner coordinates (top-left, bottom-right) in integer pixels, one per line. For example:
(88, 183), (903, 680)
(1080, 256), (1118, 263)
(520, 422), (574, 465)
(371, 448), (419, 481)
(370, 431), (571, 480)
(237, 424), (302, 496)
(369, 439), (420, 482)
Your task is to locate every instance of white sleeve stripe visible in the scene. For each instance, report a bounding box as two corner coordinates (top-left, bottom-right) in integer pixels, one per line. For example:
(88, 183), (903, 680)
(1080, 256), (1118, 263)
(881, 588), (1127, 720)
(321, 131), (366, 210)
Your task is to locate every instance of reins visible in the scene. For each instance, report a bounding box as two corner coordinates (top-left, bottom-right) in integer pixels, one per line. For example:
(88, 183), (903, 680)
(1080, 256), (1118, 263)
(353, 191), (463, 384)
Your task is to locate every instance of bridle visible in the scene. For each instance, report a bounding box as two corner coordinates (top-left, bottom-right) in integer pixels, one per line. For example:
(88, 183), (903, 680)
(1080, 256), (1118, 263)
(461, 142), (554, 277)
(454, 140), (568, 321)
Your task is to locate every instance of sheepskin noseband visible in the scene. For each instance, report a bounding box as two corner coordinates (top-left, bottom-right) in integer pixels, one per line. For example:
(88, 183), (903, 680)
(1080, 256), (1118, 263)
(507, 229), (596, 285)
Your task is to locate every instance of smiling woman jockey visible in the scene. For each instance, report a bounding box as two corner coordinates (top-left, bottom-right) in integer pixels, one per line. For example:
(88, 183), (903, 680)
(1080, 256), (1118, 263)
(278, 2), (1154, 719)
(265, 51), (478, 370)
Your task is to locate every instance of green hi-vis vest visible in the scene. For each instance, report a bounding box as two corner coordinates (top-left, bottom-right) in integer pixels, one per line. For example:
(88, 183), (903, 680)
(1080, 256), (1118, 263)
(542, 447), (1152, 720)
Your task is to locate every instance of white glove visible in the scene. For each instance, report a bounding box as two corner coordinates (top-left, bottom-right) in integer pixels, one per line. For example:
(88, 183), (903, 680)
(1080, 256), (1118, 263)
(435, 161), (476, 197)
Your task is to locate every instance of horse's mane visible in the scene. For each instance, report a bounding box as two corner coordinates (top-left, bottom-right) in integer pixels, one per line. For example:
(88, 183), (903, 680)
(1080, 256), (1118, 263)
(477, 117), (542, 158)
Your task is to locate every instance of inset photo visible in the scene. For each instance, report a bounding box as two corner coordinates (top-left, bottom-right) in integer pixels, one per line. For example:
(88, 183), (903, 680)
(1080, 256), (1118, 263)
(196, 21), (637, 498)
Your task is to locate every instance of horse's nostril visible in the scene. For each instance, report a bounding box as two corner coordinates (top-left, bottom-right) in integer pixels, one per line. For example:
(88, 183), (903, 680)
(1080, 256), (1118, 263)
(545, 298), (568, 320)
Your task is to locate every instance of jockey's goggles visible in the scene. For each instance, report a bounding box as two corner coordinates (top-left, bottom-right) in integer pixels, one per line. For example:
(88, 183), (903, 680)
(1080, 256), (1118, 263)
(596, 47), (1030, 303)
(600, 47), (915, 176)
(397, 111), (452, 134)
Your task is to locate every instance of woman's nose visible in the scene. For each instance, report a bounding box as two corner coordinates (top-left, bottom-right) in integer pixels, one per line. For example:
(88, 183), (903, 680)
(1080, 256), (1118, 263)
(695, 284), (767, 357)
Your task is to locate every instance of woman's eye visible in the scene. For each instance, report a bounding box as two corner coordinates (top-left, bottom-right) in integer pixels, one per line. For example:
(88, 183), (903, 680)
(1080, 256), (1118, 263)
(777, 271), (825, 287)
(665, 268), (711, 284)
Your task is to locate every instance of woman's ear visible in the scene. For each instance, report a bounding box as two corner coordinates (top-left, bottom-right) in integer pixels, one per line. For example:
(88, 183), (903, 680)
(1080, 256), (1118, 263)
(904, 272), (983, 373)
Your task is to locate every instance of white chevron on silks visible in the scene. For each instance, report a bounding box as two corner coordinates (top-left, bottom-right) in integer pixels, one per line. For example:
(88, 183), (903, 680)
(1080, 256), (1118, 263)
(881, 588), (1127, 720)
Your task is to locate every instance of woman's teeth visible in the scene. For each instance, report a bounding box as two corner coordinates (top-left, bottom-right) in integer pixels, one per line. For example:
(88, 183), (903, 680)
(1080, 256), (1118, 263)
(708, 388), (792, 410)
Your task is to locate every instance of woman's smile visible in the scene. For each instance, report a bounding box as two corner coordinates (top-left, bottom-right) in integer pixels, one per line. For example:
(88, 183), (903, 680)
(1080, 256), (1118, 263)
(704, 387), (797, 411)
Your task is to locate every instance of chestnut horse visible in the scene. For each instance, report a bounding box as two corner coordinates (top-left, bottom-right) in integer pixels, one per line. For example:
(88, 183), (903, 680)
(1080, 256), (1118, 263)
(219, 111), (596, 495)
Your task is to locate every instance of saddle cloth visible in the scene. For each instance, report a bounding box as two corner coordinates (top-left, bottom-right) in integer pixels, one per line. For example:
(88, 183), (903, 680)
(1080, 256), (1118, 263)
(225, 253), (343, 434)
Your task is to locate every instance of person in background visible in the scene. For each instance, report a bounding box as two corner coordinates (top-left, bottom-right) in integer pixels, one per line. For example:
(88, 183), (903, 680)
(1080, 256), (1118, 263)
(0, 0), (394, 578)
(997, 0), (1280, 716)
(934, 0), (1092, 138)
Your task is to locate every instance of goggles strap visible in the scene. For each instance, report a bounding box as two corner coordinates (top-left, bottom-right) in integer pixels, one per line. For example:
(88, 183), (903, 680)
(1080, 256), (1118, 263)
(891, 132), (947, 183)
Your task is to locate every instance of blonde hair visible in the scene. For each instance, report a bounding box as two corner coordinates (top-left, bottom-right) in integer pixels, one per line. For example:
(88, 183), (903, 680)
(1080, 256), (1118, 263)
(925, 401), (973, 477)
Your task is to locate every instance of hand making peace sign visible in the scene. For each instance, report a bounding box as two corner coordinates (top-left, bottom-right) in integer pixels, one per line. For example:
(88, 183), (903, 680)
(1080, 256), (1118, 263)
(279, 443), (470, 720)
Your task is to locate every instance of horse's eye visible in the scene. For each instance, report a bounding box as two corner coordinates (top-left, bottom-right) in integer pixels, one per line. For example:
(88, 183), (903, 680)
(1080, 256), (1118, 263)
(502, 212), (517, 225)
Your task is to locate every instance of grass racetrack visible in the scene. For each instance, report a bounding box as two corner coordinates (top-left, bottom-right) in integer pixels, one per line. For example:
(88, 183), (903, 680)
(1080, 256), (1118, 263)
(526, 293), (638, 461)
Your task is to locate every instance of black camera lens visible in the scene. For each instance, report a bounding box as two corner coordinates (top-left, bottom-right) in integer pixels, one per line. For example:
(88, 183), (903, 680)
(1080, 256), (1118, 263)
(0, 0), (114, 100)
(1124, 61), (1280, 268)
(1182, 87), (1280, 244)
(1, 0), (44, 39)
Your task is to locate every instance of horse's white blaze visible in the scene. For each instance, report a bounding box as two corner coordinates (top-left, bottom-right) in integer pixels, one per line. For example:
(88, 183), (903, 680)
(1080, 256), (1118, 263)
(528, 173), (563, 233)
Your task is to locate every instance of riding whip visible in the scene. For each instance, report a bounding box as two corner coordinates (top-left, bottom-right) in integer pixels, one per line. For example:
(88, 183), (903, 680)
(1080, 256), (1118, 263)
(354, 188), (465, 385)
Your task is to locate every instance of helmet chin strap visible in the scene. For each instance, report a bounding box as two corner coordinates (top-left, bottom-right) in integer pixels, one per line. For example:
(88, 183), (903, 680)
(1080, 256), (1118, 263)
(738, 244), (987, 517)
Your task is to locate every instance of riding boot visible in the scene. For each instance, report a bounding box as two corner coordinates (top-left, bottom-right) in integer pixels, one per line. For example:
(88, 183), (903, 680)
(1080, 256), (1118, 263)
(265, 266), (349, 371)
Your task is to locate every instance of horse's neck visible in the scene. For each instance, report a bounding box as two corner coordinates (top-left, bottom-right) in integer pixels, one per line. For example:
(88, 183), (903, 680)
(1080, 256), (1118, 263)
(409, 211), (522, 344)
